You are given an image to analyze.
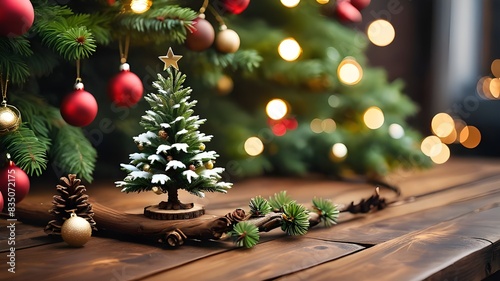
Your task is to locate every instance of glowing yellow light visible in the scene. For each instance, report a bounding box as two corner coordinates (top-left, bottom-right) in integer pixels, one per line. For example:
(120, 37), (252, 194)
(459, 125), (481, 149)
(130, 0), (152, 13)
(363, 106), (384, 129)
(278, 38), (302, 61)
(321, 119), (336, 133)
(489, 78), (500, 98)
(244, 137), (264, 156)
(316, 0), (329, 3)
(266, 99), (288, 120)
(453, 119), (467, 143)
(476, 77), (493, 99)
(367, 19), (395, 47)
(281, 0), (300, 8)
(328, 95), (340, 108)
(440, 128), (457, 144)
(491, 59), (500, 78)
(421, 136), (442, 157)
(310, 118), (323, 133)
(430, 143), (450, 164)
(431, 113), (455, 138)
(332, 143), (348, 158)
(388, 123), (404, 139)
(337, 57), (363, 85)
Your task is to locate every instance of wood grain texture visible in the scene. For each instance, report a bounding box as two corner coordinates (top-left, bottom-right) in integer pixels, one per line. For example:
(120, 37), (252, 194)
(278, 204), (500, 281)
(144, 237), (364, 281)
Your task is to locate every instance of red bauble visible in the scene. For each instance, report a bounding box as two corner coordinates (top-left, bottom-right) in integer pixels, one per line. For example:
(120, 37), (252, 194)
(0, 191), (3, 211)
(0, 160), (30, 204)
(108, 64), (144, 107)
(220, 0), (250, 15)
(350, 0), (371, 10)
(336, 1), (362, 23)
(61, 83), (98, 127)
(0, 0), (35, 37)
(185, 17), (215, 52)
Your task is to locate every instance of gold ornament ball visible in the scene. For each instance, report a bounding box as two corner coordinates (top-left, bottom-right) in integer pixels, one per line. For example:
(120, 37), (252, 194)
(0, 105), (21, 135)
(199, 143), (206, 151)
(215, 29), (240, 54)
(158, 129), (168, 139)
(143, 164), (151, 172)
(205, 160), (214, 169)
(61, 213), (92, 247)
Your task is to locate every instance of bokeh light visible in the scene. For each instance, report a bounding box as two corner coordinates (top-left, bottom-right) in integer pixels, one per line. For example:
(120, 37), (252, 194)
(328, 95), (340, 108)
(430, 143), (450, 164)
(332, 143), (348, 158)
(278, 38), (302, 61)
(266, 99), (288, 120)
(281, 0), (300, 8)
(459, 125), (481, 149)
(477, 77), (496, 100)
(130, 0), (152, 13)
(272, 123), (287, 136)
(321, 119), (336, 133)
(388, 123), (404, 139)
(316, 0), (329, 4)
(244, 137), (264, 156)
(421, 136), (442, 157)
(489, 78), (500, 98)
(367, 19), (395, 47)
(491, 59), (500, 78)
(363, 106), (384, 129)
(337, 57), (363, 85)
(431, 113), (455, 138)
(310, 118), (323, 133)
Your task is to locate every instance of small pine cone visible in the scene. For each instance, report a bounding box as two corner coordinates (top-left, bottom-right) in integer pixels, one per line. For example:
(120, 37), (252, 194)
(45, 174), (97, 235)
(224, 208), (247, 224)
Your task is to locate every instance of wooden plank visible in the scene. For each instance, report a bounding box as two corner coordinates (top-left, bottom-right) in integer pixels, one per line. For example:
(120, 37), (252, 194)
(279, 204), (500, 281)
(0, 220), (56, 252)
(308, 185), (500, 245)
(307, 174), (500, 244)
(7, 236), (233, 281)
(143, 237), (364, 281)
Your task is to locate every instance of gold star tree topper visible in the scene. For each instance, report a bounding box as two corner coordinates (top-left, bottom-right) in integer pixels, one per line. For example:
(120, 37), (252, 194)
(159, 47), (182, 70)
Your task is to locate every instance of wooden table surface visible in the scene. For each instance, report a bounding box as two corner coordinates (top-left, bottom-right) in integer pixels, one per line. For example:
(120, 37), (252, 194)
(2, 157), (500, 281)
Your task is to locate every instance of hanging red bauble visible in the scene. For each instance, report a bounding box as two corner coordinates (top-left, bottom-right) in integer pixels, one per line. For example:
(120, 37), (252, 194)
(185, 17), (215, 52)
(61, 82), (98, 127)
(336, 1), (362, 23)
(108, 63), (144, 107)
(350, 0), (371, 11)
(0, 0), (35, 37)
(220, 0), (250, 15)
(0, 159), (30, 204)
(0, 191), (4, 211)
(215, 27), (240, 54)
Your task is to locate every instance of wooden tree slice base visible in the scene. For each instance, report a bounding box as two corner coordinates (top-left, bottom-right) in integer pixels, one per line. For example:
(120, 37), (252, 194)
(144, 203), (205, 220)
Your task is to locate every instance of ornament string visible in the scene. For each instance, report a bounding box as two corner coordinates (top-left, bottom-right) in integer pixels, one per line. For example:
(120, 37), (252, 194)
(0, 72), (9, 106)
(208, 4), (226, 27)
(118, 34), (131, 64)
(75, 59), (82, 84)
(199, 0), (209, 15)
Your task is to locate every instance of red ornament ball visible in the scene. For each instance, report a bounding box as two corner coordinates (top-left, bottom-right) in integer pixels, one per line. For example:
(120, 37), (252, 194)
(108, 64), (144, 107)
(61, 83), (98, 127)
(220, 0), (250, 14)
(185, 17), (215, 52)
(0, 0), (35, 37)
(0, 191), (3, 211)
(0, 160), (30, 204)
(350, 0), (371, 10)
(336, 1), (362, 23)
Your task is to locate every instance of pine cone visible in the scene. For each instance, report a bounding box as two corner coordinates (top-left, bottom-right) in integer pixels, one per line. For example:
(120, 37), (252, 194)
(45, 174), (97, 235)
(224, 208), (247, 224)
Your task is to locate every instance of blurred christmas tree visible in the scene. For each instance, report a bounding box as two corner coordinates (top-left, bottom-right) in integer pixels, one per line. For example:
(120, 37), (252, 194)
(0, 0), (431, 183)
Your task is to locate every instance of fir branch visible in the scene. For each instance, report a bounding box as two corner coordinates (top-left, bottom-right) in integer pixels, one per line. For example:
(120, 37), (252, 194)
(50, 125), (97, 182)
(249, 195), (272, 217)
(0, 124), (48, 176)
(230, 221), (260, 248)
(268, 191), (295, 212)
(0, 37), (32, 83)
(311, 197), (339, 227)
(281, 202), (310, 236)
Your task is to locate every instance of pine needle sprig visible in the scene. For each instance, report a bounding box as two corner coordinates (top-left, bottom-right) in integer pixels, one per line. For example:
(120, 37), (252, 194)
(249, 195), (272, 217)
(268, 191), (295, 212)
(311, 197), (339, 227)
(281, 202), (310, 236)
(230, 221), (260, 248)
(0, 125), (48, 176)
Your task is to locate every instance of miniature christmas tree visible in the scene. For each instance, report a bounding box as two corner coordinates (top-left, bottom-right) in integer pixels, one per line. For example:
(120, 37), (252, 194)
(115, 48), (232, 219)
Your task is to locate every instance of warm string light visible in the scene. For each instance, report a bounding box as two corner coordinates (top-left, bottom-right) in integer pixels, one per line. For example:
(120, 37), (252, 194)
(266, 99), (288, 120)
(278, 38), (302, 61)
(244, 137), (264, 156)
(281, 0), (300, 8)
(367, 19), (395, 47)
(363, 106), (384, 129)
(130, 0), (152, 13)
(331, 143), (348, 159)
(337, 57), (363, 85)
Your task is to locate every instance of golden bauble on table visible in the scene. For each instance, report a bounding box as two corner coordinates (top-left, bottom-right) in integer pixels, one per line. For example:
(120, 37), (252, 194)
(61, 213), (92, 247)
(0, 104), (21, 135)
